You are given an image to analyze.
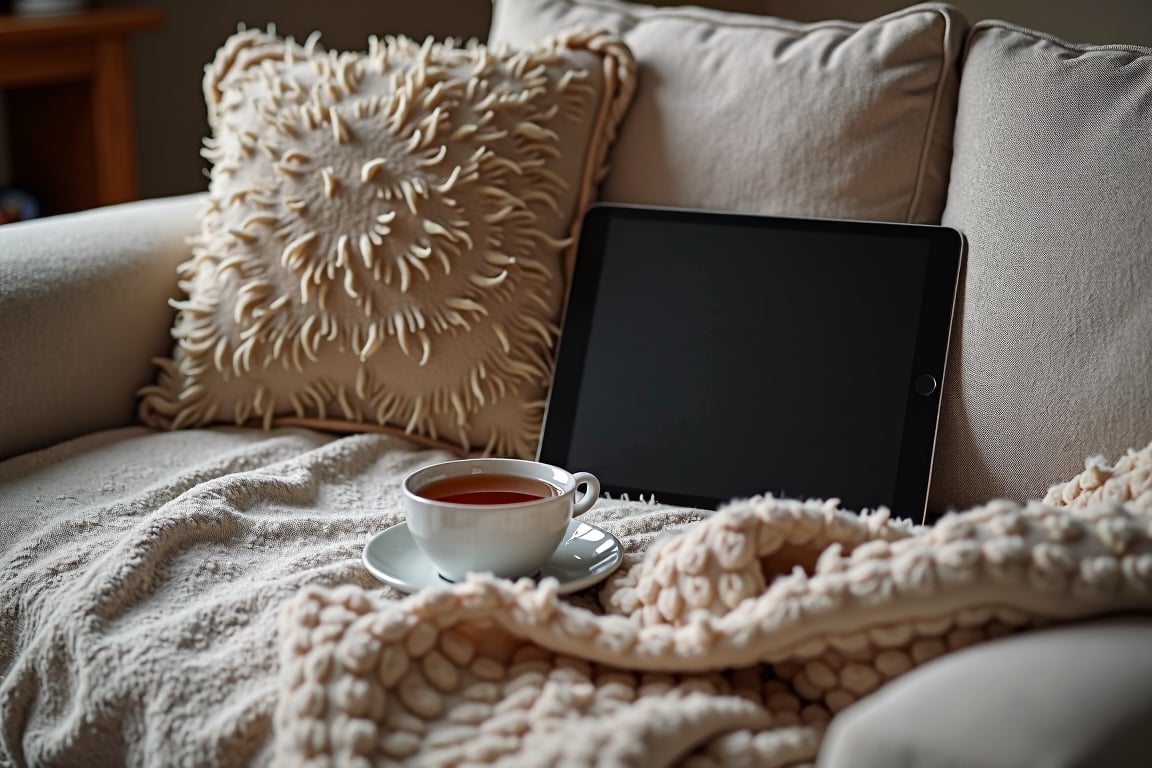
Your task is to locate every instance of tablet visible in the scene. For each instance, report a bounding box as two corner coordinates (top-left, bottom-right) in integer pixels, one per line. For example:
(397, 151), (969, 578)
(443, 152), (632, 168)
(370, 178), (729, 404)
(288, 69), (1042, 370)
(537, 204), (964, 520)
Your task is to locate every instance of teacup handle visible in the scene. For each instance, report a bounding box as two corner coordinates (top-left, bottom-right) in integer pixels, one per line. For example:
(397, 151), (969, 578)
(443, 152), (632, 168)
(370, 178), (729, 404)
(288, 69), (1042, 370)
(571, 472), (601, 517)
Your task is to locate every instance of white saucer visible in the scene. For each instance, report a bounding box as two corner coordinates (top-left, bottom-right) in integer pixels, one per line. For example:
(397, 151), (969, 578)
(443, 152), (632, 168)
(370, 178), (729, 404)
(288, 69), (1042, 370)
(362, 519), (624, 595)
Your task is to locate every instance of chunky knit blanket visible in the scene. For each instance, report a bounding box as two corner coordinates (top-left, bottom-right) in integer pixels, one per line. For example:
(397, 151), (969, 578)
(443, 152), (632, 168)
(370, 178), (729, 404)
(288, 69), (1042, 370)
(276, 445), (1152, 766)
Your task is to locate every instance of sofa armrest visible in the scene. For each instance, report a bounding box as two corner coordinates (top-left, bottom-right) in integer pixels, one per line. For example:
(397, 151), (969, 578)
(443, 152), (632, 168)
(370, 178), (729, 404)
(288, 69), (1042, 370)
(0, 194), (205, 460)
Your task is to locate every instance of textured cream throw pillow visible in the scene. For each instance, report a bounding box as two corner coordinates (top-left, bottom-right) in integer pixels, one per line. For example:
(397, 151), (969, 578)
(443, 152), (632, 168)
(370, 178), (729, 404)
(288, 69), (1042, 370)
(139, 28), (635, 457)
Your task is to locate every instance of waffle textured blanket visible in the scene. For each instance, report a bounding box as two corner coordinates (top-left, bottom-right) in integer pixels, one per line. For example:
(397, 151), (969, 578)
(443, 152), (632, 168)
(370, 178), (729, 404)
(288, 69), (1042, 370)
(276, 446), (1152, 767)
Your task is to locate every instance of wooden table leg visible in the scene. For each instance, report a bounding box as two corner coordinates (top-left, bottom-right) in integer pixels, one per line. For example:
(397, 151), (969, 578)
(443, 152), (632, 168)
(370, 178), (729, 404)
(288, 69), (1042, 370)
(92, 36), (138, 205)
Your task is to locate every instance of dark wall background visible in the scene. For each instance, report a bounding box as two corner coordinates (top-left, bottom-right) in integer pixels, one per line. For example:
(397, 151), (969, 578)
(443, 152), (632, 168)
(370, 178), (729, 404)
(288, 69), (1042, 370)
(101, 0), (493, 200)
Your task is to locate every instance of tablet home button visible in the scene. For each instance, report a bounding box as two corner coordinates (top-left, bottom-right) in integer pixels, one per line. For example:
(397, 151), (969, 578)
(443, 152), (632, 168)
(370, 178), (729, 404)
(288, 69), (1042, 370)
(914, 374), (938, 396)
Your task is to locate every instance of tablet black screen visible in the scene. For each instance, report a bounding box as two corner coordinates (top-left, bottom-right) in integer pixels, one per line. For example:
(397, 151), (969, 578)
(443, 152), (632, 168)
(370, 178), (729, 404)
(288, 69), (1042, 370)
(539, 205), (962, 519)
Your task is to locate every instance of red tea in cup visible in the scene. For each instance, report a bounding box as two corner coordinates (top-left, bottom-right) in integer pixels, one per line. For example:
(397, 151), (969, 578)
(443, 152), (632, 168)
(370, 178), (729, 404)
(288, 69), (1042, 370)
(416, 474), (560, 505)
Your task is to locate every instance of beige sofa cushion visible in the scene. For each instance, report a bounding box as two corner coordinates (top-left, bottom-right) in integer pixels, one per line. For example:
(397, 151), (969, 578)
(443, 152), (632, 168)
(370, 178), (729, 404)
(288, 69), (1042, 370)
(929, 22), (1152, 512)
(490, 0), (968, 223)
(138, 28), (635, 458)
(819, 616), (1152, 768)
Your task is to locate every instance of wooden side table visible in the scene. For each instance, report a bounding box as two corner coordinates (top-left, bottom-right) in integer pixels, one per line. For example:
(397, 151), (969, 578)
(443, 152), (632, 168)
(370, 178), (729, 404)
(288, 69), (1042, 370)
(0, 7), (163, 215)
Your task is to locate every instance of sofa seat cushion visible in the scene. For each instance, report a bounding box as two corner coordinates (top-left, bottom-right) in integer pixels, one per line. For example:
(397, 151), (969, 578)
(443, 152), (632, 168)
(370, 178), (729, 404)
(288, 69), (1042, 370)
(930, 22), (1152, 512)
(819, 616), (1152, 768)
(491, 0), (969, 223)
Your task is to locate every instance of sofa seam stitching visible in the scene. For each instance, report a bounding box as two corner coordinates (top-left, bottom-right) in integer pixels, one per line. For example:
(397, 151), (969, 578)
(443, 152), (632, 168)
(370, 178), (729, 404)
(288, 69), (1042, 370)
(568, 0), (945, 38)
(970, 19), (1152, 57)
(905, 7), (957, 224)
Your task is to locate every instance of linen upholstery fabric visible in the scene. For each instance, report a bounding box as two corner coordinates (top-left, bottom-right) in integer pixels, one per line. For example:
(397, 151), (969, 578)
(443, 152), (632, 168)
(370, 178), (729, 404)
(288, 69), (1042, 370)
(139, 29), (635, 458)
(818, 617), (1152, 768)
(0, 194), (202, 461)
(929, 22), (1152, 512)
(490, 0), (968, 223)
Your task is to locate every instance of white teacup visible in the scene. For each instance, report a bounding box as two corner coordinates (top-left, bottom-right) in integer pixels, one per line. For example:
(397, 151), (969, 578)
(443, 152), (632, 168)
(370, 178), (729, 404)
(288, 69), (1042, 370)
(402, 458), (600, 581)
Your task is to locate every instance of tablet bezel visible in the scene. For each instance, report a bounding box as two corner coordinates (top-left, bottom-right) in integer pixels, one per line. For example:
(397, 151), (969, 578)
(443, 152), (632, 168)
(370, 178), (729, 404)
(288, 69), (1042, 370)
(537, 203), (964, 521)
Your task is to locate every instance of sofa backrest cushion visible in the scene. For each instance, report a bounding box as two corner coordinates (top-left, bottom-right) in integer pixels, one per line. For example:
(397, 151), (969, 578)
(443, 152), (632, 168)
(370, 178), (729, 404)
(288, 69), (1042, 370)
(929, 21), (1152, 512)
(490, 0), (969, 223)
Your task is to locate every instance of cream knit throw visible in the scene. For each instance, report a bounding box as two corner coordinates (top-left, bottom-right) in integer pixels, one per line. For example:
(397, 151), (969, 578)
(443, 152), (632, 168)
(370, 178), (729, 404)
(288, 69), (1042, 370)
(276, 446), (1152, 766)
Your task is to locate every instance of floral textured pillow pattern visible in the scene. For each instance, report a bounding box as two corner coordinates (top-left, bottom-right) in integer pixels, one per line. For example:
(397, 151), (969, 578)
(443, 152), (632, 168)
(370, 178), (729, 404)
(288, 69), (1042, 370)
(139, 28), (635, 457)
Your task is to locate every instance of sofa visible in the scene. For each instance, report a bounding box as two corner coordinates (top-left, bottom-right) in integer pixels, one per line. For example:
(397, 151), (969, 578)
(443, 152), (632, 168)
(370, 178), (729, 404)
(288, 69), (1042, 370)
(2, 0), (1151, 765)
